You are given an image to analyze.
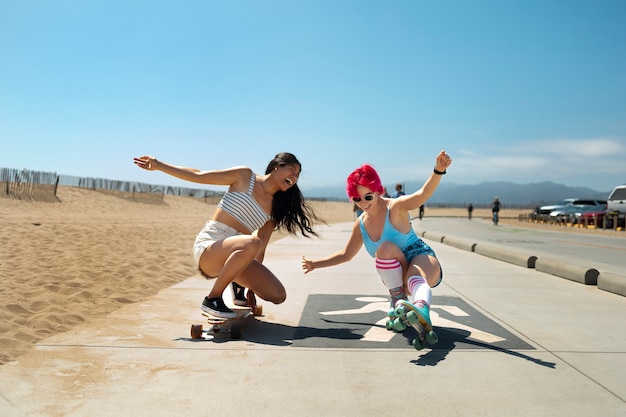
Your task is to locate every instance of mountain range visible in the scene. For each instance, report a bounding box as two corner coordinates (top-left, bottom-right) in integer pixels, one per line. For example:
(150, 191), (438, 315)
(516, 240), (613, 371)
(301, 181), (613, 208)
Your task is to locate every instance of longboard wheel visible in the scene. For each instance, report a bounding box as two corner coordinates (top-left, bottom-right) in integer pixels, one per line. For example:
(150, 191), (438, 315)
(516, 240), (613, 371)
(230, 324), (242, 339)
(190, 324), (204, 339)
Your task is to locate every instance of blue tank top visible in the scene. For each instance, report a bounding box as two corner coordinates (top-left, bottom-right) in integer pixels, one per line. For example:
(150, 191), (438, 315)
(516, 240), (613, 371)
(359, 209), (419, 258)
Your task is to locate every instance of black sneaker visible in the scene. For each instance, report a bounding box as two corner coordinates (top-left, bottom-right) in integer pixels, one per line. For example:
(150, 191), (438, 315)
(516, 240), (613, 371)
(232, 282), (248, 307)
(201, 296), (236, 319)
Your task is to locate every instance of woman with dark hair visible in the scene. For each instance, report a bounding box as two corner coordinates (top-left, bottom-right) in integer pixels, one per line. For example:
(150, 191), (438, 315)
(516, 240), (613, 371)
(133, 152), (320, 318)
(302, 151), (451, 335)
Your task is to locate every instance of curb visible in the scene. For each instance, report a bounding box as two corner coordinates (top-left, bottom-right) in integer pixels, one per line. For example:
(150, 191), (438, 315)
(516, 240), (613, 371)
(534, 257), (599, 285)
(474, 243), (537, 269)
(598, 271), (626, 297)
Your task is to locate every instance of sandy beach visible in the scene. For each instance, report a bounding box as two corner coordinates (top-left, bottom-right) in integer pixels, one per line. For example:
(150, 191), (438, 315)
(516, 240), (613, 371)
(0, 187), (589, 365)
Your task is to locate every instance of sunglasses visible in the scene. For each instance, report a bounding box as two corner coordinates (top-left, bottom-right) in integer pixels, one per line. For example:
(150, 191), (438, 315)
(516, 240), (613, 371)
(352, 195), (374, 203)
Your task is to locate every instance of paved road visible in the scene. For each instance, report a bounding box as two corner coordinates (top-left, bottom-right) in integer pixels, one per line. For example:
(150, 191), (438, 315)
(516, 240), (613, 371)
(412, 216), (625, 296)
(414, 216), (625, 273)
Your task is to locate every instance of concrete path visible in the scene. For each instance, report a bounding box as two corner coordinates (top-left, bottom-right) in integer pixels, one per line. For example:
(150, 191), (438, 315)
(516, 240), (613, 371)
(1, 221), (625, 417)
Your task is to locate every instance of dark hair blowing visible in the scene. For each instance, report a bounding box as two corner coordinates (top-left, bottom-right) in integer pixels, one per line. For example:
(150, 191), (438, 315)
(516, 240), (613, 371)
(265, 152), (321, 237)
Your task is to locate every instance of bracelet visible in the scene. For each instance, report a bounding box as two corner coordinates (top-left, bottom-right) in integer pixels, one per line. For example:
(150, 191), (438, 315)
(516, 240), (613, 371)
(433, 167), (446, 175)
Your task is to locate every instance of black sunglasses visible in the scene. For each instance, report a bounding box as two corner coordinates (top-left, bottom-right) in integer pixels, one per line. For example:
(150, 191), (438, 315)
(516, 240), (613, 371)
(352, 195), (374, 203)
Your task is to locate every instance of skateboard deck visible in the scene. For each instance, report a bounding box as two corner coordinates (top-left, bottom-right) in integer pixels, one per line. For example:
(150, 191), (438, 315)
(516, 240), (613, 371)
(386, 300), (438, 350)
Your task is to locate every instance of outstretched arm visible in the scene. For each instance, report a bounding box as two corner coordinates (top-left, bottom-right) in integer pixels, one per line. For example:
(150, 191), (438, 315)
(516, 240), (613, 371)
(394, 150), (452, 211)
(133, 155), (245, 186)
(301, 221), (363, 274)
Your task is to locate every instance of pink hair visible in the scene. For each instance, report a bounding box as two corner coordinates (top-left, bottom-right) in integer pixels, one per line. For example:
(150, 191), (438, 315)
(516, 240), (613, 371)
(346, 164), (384, 200)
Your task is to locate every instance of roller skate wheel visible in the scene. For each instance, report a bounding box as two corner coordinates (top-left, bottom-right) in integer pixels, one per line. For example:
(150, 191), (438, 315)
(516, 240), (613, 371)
(385, 318), (394, 330)
(412, 338), (424, 351)
(406, 311), (419, 325)
(426, 330), (438, 345)
(394, 305), (407, 317)
(393, 317), (407, 332)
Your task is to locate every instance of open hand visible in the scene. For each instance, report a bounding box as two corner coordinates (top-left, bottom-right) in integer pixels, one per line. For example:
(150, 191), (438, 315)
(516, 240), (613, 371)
(301, 256), (314, 274)
(133, 155), (158, 171)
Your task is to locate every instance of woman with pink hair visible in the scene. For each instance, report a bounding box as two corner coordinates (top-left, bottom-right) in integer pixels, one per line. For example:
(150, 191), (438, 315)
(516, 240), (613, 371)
(302, 151), (452, 347)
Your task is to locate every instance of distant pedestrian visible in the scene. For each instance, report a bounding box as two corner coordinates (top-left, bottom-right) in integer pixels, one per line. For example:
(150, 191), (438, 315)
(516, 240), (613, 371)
(467, 203), (473, 220)
(382, 187), (391, 198)
(419, 204), (424, 220)
(490, 197), (502, 225)
(393, 183), (405, 198)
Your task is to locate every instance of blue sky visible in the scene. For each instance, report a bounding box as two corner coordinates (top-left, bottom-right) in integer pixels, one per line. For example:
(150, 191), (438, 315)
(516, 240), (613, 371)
(1, 0), (625, 194)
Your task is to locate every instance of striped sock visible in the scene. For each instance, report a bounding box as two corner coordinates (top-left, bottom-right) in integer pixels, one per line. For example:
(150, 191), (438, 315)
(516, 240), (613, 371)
(388, 286), (407, 308)
(374, 258), (403, 289)
(407, 275), (432, 306)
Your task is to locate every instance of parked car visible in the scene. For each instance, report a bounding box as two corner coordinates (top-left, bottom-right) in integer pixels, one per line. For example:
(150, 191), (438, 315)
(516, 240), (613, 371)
(549, 204), (602, 223)
(537, 198), (577, 215)
(578, 209), (614, 228)
(608, 185), (626, 214)
(547, 199), (607, 218)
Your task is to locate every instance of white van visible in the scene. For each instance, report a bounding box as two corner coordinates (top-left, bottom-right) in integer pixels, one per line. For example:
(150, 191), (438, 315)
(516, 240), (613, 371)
(607, 185), (626, 213)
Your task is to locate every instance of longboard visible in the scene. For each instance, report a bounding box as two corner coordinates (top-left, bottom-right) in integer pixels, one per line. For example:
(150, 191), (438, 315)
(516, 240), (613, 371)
(190, 303), (262, 340)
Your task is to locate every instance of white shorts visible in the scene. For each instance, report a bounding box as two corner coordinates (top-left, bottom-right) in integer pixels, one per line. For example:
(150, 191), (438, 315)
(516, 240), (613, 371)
(192, 220), (241, 275)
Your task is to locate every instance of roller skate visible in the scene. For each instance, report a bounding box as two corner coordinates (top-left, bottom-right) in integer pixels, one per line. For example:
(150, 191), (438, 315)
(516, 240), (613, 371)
(391, 299), (438, 350)
(385, 287), (407, 331)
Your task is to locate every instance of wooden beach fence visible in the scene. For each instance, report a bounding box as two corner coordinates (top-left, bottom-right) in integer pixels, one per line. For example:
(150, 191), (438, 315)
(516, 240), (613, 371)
(1, 167), (222, 203)
(0, 168), (59, 202)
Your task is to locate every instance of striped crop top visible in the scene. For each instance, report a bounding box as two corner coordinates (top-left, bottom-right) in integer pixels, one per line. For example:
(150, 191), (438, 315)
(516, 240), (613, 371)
(218, 172), (271, 232)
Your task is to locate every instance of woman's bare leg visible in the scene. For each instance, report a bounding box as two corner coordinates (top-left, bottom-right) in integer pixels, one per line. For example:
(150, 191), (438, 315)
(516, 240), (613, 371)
(198, 234), (285, 304)
(198, 235), (262, 298)
(406, 255), (441, 289)
(234, 261), (286, 304)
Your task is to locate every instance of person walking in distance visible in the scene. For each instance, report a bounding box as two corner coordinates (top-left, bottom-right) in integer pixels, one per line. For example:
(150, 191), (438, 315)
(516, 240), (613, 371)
(301, 151), (452, 332)
(134, 152), (321, 318)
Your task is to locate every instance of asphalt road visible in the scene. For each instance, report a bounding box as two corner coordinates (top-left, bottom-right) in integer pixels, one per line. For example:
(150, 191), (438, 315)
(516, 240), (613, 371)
(413, 216), (625, 277)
